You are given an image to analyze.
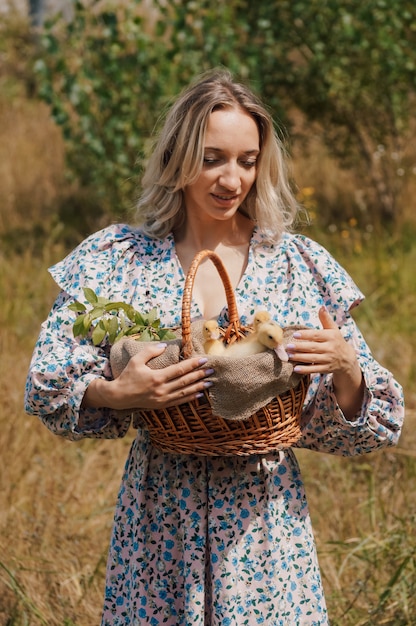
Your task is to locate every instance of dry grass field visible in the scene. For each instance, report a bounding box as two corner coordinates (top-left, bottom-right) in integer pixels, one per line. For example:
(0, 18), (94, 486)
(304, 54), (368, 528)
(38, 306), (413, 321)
(0, 96), (415, 625)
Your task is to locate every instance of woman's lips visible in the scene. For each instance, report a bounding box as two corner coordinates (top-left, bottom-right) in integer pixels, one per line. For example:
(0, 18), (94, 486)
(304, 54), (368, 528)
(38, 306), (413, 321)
(211, 193), (239, 205)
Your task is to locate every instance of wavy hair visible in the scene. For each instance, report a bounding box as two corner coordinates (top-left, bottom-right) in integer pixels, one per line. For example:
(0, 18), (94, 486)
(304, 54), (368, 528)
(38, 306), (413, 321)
(135, 69), (299, 241)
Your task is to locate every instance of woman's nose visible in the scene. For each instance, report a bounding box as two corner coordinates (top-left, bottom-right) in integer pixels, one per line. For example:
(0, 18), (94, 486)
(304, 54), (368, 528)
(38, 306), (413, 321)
(218, 162), (240, 190)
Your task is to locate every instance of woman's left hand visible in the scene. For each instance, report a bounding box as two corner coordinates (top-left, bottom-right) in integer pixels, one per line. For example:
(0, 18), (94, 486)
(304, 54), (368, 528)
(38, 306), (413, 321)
(286, 306), (365, 419)
(286, 306), (357, 375)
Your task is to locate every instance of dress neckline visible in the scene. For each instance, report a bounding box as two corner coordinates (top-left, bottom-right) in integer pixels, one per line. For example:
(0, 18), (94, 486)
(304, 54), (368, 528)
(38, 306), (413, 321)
(166, 228), (262, 321)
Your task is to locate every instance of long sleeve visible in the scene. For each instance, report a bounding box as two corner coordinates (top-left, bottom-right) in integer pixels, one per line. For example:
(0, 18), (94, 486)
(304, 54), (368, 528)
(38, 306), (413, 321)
(24, 223), (165, 441)
(24, 290), (132, 440)
(295, 311), (404, 456)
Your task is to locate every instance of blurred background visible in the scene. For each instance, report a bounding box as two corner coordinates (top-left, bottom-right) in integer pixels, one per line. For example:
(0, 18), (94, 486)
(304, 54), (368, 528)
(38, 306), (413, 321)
(0, 1), (415, 624)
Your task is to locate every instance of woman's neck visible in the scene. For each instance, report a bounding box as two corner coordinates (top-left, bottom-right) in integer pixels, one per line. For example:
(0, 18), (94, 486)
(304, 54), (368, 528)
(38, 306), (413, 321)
(173, 213), (255, 257)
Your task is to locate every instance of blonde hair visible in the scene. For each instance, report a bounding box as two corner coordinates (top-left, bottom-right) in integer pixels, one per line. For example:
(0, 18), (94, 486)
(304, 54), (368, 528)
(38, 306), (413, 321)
(135, 69), (299, 241)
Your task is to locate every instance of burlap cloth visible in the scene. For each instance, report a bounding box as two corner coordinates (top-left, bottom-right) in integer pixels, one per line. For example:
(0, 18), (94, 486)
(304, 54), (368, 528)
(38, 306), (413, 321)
(110, 320), (306, 422)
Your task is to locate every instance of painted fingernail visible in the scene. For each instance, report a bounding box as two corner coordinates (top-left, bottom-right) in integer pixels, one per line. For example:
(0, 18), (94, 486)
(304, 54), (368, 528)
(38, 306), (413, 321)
(195, 392), (204, 398)
(204, 368), (215, 376)
(204, 381), (213, 388)
(293, 332), (302, 339)
(157, 342), (167, 348)
(199, 357), (208, 365)
(286, 343), (295, 351)
(293, 366), (302, 373)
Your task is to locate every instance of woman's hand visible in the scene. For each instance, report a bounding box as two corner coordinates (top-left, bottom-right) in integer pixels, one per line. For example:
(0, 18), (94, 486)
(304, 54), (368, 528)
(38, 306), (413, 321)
(286, 306), (365, 420)
(82, 343), (214, 411)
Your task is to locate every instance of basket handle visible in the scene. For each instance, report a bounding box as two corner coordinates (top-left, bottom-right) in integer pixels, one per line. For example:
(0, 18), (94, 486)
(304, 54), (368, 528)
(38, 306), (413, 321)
(181, 249), (242, 358)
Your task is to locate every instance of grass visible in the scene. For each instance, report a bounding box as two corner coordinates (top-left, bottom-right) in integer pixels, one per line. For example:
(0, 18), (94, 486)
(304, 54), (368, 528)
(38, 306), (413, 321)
(0, 87), (415, 625)
(0, 95), (65, 235)
(297, 437), (416, 625)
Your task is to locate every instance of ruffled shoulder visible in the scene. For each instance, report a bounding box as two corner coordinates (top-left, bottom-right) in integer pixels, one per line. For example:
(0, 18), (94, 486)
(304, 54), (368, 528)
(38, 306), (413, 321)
(284, 233), (364, 317)
(49, 223), (163, 300)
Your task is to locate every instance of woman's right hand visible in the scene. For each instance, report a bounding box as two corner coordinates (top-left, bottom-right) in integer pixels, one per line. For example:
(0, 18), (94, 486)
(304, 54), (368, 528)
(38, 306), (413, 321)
(81, 343), (213, 411)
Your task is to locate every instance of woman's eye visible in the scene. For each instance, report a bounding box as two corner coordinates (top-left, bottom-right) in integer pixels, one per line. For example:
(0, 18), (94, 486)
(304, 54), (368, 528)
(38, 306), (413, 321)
(203, 158), (219, 166)
(203, 157), (257, 168)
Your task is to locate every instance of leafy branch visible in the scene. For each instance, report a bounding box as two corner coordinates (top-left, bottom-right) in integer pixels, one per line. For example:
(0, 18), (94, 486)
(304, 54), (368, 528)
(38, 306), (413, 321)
(68, 287), (176, 345)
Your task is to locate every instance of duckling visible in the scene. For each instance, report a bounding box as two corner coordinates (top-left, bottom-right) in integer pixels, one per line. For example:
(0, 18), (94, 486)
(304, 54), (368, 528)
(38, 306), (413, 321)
(226, 322), (288, 360)
(253, 310), (271, 331)
(252, 311), (289, 361)
(202, 320), (226, 356)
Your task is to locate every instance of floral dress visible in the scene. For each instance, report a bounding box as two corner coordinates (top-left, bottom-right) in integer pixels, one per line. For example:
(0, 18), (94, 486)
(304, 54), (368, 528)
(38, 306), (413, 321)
(25, 224), (404, 626)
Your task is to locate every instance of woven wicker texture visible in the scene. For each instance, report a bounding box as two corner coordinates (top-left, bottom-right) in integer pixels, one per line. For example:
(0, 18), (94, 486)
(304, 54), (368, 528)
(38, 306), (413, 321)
(117, 250), (308, 456)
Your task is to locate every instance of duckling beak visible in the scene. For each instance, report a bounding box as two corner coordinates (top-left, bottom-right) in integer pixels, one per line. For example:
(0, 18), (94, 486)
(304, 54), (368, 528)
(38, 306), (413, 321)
(274, 344), (289, 362)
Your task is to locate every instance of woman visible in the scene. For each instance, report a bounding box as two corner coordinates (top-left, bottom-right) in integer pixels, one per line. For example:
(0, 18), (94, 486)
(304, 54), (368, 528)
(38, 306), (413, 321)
(25, 70), (404, 625)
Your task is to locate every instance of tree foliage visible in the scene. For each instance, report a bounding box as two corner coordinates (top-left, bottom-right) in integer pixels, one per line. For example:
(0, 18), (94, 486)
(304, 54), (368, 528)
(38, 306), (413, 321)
(33, 2), (169, 215)
(239, 0), (416, 221)
(31, 0), (416, 225)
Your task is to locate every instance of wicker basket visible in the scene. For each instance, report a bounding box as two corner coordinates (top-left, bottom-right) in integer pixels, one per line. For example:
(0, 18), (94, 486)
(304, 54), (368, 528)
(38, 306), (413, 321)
(132, 249), (308, 456)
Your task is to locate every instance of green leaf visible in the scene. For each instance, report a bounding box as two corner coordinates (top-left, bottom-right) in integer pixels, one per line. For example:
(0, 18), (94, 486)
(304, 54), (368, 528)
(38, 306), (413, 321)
(124, 304), (140, 321)
(132, 310), (146, 325)
(146, 307), (158, 325)
(67, 301), (87, 313)
(89, 307), (106, 320)
(91, 321), (107, 345)
(103, 301), (128, 313)
(83, 287), (99, 304)
(73, 314), (87, 337)
(114, 328), (129, 342)
(83, 313), (92, 331)
(158, 328), (177, 340)
(96, 295), (111, 306)
(138, 328), (153, 341)
(125, 324), (145, 335)
(107, 316), (120, 344)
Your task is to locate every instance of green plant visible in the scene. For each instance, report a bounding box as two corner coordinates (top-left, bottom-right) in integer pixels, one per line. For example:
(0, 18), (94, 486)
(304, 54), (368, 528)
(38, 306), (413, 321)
(68, 287), (177, 345)
(32, 1), (184, 219)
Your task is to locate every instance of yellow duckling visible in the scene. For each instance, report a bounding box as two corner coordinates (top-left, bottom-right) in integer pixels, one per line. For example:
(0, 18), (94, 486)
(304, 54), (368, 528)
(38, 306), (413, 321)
(202, 320), (226, 356)
(252, 311), (288, 361)
(227, 321), (288, 361)
(253, 310), (271, 331)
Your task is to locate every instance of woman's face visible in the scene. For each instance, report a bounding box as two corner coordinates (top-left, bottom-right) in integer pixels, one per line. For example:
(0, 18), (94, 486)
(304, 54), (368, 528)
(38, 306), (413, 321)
(183, 107), (260, 224)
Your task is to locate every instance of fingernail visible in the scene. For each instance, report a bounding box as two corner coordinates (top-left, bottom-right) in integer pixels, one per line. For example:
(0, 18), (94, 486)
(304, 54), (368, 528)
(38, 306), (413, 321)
(157, 342), (167, 348)
(204, 368), (215, 376)
(204, 381), (213, 388)
(294, 366), (302, 373)
(293, 332), (302, 339)
(286, 343), (295, 351)
(195, 392), (205, 398)
(199, 357), (208, 365)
